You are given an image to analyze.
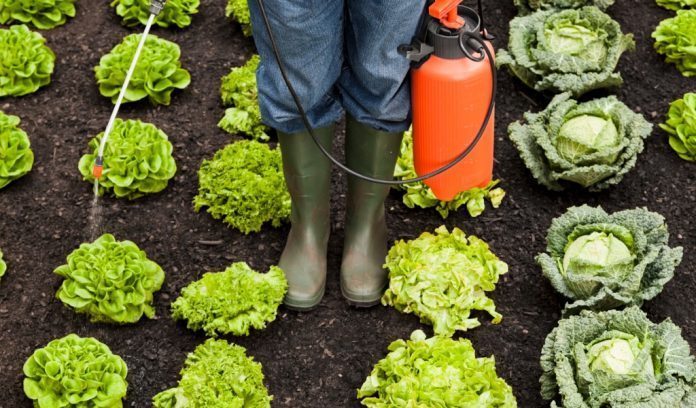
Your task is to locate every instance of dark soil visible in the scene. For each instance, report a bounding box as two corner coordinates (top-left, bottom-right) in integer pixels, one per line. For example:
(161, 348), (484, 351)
(0, 0), (693, 407)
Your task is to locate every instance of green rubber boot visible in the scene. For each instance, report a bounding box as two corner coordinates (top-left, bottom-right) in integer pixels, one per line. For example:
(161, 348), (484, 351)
(277, 125), (334, 311)
(341, 116), (403, 307)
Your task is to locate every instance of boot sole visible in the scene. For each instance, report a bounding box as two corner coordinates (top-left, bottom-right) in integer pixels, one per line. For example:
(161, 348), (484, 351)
(340, 285), (384, 308)
(283, 284), (326, 312)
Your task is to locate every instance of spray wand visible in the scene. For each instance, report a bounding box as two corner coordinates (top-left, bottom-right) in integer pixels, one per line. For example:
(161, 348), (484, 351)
(92, 0), (167, 181)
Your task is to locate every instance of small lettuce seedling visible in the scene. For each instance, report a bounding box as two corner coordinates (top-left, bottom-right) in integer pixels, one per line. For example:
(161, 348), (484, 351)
(78, 119), (177, 199)
(111, 0), (199, 28)
(0, 110), (34, 189)
(653, 10), (696, 77)
(95, 33), (191, 105)
(0, 0), (76, 29)
(23, 334), (128, 407)
(0, 25), (54, 97)
(171, 262), (287, 337)
(514, 0), (615, 14)
(661, 92), (696, 161)
(226, 0), (252, 36)
(54, 234), (165, 324)
(153, 339), (272, 407)
(219, 55), (269, 141)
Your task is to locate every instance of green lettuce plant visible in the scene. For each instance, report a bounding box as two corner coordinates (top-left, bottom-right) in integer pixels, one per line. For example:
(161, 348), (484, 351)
(497, 7), (635, 96)
(219, 54), (269, 141)
(0, 25), (55, 97)
(394, 129), (505, 218)
(226, 0), (252, 36)
(0, 248), (6, 281)
(514, 0), (614, 14)
(661, 92), (696, 161)
(153, 338), (272, 407)
(358, 330), (517, 407)
(541, 306), (696, 407)
(95, 33), (190, 105)
(194, 140), (291, 234)
(111, 0), (199, 28)
(656, 0), (696, 10)
(537, 205), (683, 313)
(0, 0), (76, 29)
(653, 9), (696, 77)
(78, 119), (177, 199)
(508, 93), (652, 191)
(0, 110), (33, 189)
(382, 226), (508, 337)
(54, 233), (165, 324)
(23, 334), (128, 407)
(171, 262), (287, 337)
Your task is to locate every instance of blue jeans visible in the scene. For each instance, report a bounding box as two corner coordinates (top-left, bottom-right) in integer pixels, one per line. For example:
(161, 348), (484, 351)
(248, 0), (425, 133)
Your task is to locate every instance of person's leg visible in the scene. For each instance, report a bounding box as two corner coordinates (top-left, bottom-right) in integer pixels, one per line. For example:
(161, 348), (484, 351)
(248, 0), (344, 310)
(339, 0), (424, 306)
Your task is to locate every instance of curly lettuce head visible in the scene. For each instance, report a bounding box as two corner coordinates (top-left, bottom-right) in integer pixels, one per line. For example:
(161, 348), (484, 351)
(171, 262), (287, 337)
(0, 25), (55, 97)
(225, 0), (252, 36)
(394, 129), (505, 218)
(509, 93), (651, 191)
(54, 233), (166, 324)
(358, 330), (517, 407)
(661, 92), (696, 162)
(514, 0), (615, 14)
(497, 7), (634, 96)
(95, 33), (190, 105)
(653, 9), (696, 77)
(23, 334), (128, 407)
(0, 110), (33, 189)
(656, 0), (696, 10)
(541, 306), (696, 407)
(152, 338), (272, 408)
(78, 119), (177, 199)
(0, 248), (6, 281)
(219, 54), (269, 141)
(537, 205), (683, 313)
(382, 226), (508, 336)
(194, 140), (291, 234)
(0, 0), (76, 29)
(111, 0), (199, 28)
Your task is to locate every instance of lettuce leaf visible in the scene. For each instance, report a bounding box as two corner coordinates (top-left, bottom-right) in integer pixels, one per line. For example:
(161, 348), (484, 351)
(111, 0), (199, 28)
(0, 110), (33, 189)
(0, 0), (76, 29)
(0, 248), (6, 281)
(514, 0), (615, 14)
(225, 0), (252, 36)
(218, 55), (269, 141)
(0, 25), (55, 97)
(653, 9), (696, 77)
(660, 92), (696, 161)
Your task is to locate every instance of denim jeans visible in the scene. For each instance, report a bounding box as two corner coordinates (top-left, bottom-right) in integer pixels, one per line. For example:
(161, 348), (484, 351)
(248, 0), (425, 134)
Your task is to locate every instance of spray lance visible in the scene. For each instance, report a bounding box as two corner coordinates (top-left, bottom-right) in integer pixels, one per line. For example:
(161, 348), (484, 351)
(91, 0), (167, 181)
(256, 0), (497, 200)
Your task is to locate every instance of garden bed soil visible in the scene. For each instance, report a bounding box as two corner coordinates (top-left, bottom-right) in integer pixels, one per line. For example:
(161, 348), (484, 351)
(0, 0), (693, 407)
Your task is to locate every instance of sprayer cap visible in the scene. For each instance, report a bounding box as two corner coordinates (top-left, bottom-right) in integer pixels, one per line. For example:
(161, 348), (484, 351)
(429, 0), (464, 29)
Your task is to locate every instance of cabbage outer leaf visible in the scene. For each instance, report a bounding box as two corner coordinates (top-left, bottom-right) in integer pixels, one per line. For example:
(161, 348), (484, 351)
(111, 0), (199, 28)
(152, 338), (272, 407)
(171, 262), (287, 336)
(0, 110), (33, 189)
(0, 0), (76, 29)
(382, 225), (508, 336)
(653, 9), (696, 77)
(226, 0), (252, 36)
(218, 54), (269, 141)
(660, 92), (696, 162)
(0, 25), (54, 97)
(537, 205), (683, 313)
(514, 0), (615, 14)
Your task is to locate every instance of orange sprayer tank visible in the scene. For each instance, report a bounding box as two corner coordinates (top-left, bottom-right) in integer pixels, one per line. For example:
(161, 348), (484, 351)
(410, 2), (495, 201)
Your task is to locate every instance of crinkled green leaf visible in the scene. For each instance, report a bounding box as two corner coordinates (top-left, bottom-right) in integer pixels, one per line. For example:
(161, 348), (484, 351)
(540, 306), (696, 407)
(656, 0), (696, 10)
(94, 33), (190, 105)
(537, 205), (683, 314)
(393, 129), (505, 218)
(111, 0), (198, 28)
(508, 93), (652, 191)
(0, 110), (33, 189)
(152, 338), (272, 408)
(653, 9), (696, 77)
(660, 92), (696, 162)
(497, 7), (634, 96)
(54, 233), (166, 324)
(0, 0), (76, 29)
(193, 140), (291, 234)
(23, 334), (128, 408)
(0, 25), (54, 97)
(382, 226), (508, 336)
(0, 248), (6, 281)
(78, 118), (177, 199)
(225, 0), (252, 36)
(171, 262), (287, 337)
(514, 0), (615, 14)
(358, 330), (517, 407)
(218, 55), (269, 141)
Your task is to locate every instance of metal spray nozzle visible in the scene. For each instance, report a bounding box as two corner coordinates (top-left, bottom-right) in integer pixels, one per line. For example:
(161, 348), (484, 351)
(149, 0), (166, 15)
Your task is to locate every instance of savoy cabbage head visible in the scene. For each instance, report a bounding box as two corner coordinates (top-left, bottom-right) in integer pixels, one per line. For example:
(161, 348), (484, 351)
(537, 205), (683, 313)
(653, 9), (696, 78)
(661, 92), (696, 162)
(54, 234), (166, 324)
(111, 0), (199, 28)
(219, 54), (269, 141)
(0, 110), (33, 189)
(508, 93), (652, 191)
(226, 0), (252, 36)
(497, 7), (634, 96)
(541, 306), (696, 407)
(0, 0), (76, 29)
(171, 262), (287, 337)
(358, 330), (517, 407)
(152, 338), (272, 407)
(514, 0), (615, 14)
(23, 334), (128, 407)
(0, 25), (55, 97)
